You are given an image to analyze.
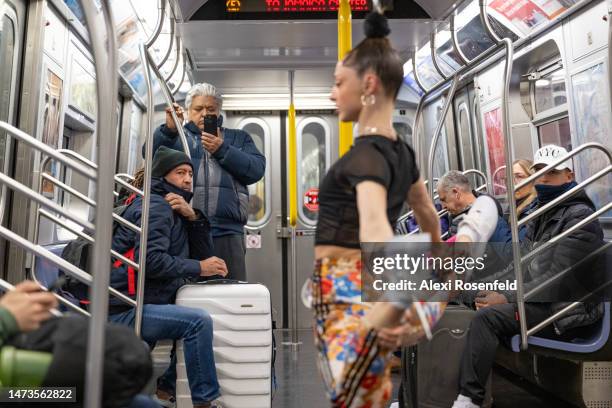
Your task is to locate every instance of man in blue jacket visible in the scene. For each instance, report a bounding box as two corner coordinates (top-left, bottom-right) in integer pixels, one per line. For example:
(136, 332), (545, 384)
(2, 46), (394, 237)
(150, 83), (265, 281)
(109, 146), (227, 408)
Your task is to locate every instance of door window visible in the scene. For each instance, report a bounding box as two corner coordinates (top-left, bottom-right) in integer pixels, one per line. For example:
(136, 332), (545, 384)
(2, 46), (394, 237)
(297, 118), (330, 225)
(241, 119), (270, 226)
(0, 14), (16, 208)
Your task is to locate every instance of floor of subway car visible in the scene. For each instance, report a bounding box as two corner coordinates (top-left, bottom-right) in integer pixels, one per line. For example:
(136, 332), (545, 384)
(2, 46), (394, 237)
(273, 329), (578, 408)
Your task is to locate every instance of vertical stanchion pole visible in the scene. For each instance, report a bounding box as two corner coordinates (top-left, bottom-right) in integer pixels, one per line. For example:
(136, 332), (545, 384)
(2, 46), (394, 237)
(338, 0), (352, 157)
(283, 71), (301, 349)
(134, 44), (155, 337)
(80, 1), (117, 407)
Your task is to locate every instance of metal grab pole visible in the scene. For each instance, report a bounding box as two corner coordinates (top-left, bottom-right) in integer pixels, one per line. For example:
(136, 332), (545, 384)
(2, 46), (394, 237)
(427, 74), (459, 198)
(338, 0), (353, 157)
(498, 38), (527, 349)
(284, 70), (301, 349)
(144, 48), (191, 158)
(80, 1), (118, 407)
(135, 43), (156, 337)
(145, 0), (167, 49)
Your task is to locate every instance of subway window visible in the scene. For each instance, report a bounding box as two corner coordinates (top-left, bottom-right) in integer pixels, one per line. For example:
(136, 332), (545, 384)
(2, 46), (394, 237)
(534, 67), (567, 114)
(298, 118), (330, 225)
(538, 116), (572, 151)
(242, 120), (269, 226)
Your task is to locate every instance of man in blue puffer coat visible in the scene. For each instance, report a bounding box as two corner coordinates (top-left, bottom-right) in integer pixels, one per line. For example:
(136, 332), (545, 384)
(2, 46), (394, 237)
(149, 83), (265, 281)
(109, 146), (228, 408)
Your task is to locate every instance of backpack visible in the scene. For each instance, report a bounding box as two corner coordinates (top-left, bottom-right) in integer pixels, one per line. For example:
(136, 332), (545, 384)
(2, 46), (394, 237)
(9, 316), (152, 408)
(60, 198), (136, 308)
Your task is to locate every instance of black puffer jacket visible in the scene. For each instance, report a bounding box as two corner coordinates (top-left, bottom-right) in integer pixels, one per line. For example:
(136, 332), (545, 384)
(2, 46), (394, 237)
(109, 178), (213, 315)
(504, 190), (605, 334)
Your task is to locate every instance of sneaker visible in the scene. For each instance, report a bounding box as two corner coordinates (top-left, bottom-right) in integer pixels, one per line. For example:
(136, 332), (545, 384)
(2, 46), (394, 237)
(152, 393), (176, 408)
(452, 394), (479, 408)
(389, 402), (399, 408)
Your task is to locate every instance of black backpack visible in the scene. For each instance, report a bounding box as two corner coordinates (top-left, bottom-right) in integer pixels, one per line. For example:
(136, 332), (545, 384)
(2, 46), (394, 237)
(9, 316), (152, 408)
(60, 202), (134, 308)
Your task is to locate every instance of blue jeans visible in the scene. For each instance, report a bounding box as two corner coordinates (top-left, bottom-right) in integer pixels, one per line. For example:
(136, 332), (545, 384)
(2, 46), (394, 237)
(109, 304), (220, 404)
(126, 394), (162, 408)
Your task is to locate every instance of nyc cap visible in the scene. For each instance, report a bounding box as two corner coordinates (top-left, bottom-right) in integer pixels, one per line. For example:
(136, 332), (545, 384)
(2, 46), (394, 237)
(531, 145), (573, 172)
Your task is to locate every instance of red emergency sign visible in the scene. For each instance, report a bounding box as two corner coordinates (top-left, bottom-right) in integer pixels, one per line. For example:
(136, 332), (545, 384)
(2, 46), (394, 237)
(304, 188), (319, 212)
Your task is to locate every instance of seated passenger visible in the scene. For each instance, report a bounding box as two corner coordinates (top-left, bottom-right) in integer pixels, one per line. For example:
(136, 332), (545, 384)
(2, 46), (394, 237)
(1, 282), (153, 407)
(150, 83), (265, 281)
(508, 159), (537, 239)
(437, 171), (512, 286)
(452, 145), (605, 408)
(109, 146), (228, 408)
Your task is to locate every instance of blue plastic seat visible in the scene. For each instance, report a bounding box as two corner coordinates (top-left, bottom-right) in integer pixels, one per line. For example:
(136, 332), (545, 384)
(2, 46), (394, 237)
(34, 243), (68, 287)
(511, 302), (611, 353)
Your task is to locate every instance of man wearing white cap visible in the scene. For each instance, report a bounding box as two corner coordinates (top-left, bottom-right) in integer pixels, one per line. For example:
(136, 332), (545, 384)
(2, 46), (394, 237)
(453, 144), (604, 408)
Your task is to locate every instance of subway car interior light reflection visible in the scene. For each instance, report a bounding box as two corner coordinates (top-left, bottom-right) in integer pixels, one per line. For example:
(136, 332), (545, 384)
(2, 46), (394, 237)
(0, 0), (610, 407)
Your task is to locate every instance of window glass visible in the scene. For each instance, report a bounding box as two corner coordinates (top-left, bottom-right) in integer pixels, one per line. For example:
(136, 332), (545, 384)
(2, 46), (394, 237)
(415, 42), (443, 90)
(534, 68), (567, 113)
(299, 121), (327, 223)
(455, 2), (496, 61)
(402, 59), (424, 97)
(435, 28), (462, 76)
(243, 122), (267, 224)
(459, 107), (475, 171)
(571, 63), (612, 216)
(70, 57), (96, 118)
(0, 15), (15, 178)
(538, 116), (571, 151)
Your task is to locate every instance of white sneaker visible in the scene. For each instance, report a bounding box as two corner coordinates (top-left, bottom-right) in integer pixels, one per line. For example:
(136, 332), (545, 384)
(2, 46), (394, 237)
(452, 394), (479, 408)
(209, 400), (225, 408)
(389, 402), (399, 408)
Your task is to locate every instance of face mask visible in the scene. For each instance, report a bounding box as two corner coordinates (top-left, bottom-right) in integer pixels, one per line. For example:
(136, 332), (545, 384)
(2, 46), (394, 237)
(535, 181), (577, 204)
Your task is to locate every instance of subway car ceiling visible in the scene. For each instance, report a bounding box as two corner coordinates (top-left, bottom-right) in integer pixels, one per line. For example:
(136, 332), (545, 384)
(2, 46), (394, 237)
(172, 0), (453, 106)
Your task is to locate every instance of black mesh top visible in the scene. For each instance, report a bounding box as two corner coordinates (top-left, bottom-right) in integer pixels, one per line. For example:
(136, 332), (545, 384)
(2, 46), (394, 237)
(315, 135), (420, 248)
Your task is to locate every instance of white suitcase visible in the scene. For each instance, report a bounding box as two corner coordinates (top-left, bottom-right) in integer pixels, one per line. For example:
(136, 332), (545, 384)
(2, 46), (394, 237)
(175, 281), (273, 408)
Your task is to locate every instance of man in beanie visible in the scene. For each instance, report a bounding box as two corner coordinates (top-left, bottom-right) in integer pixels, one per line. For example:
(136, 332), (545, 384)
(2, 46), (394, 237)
(453, 144), (604, 408)
(109, 146), (226, 408)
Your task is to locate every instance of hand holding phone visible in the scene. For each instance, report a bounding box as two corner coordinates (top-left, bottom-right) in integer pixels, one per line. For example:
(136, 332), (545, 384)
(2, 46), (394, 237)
(203, 114), (218, 136)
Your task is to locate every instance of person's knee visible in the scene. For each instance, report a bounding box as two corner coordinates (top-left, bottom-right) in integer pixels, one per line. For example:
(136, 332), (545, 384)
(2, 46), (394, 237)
(191, 308), (213, 331)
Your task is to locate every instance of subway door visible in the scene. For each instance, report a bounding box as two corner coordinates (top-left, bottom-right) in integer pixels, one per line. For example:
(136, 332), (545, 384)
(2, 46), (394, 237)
(453, 85), (486, 187)
(224, 114), (284, 327)
(0, 0), (25, 280)
(289, 114), (337, 329)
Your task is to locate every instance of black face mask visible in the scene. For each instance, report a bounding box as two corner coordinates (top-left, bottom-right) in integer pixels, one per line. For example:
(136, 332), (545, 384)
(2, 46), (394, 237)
(535, 181), (577, 204)
(151, 177), (193, 203)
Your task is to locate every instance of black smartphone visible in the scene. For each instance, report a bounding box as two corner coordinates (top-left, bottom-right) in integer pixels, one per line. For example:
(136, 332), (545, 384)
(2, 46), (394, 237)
(203, 114), (218, 136)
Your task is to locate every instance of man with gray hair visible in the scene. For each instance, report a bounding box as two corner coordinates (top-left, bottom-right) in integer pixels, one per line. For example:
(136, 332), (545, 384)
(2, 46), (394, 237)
(150, 82), (265, 281)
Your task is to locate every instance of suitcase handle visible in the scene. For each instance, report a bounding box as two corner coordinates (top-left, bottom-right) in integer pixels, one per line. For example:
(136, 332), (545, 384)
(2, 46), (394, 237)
(195, 277), (247, 284)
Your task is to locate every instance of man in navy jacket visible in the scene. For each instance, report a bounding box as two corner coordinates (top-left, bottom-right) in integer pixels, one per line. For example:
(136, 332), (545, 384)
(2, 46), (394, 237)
(109, 146), (227, 408)
(150, 83), (265, 281)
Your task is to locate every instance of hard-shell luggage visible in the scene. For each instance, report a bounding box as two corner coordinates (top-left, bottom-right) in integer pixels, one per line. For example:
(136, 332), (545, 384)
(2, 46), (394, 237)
(175, 280), (273, 408)
(399, 304), (493, 408)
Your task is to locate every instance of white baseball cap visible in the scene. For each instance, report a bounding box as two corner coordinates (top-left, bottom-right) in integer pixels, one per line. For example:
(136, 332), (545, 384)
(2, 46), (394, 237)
(531, 145), (573, 172)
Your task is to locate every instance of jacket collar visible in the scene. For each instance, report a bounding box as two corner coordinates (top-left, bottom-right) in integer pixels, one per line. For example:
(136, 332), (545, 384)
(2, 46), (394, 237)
(151, 177), (193, 202)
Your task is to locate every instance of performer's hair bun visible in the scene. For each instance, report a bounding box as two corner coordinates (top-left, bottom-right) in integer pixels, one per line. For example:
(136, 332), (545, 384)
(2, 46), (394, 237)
(364, 12), (391, 39)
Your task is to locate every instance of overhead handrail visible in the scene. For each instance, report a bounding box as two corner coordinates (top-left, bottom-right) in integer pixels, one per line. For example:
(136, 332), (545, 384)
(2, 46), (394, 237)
(171, 56), (188, 96)
(143, 47), (191, 158)
(156, 17), (175, 70)
(427, 74), (459, 198)
(145, 0), (167, 49)
(164, 36), (182, 83)
(430, 33), (448, 80)
(411, 0), (594, 169)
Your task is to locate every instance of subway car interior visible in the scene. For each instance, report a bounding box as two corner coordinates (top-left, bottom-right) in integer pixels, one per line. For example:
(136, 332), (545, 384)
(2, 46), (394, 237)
(0, 0), (610, 407)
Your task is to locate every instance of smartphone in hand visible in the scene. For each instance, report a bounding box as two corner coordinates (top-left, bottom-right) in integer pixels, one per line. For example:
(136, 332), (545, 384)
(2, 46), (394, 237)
(203, 114), (218, 136)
